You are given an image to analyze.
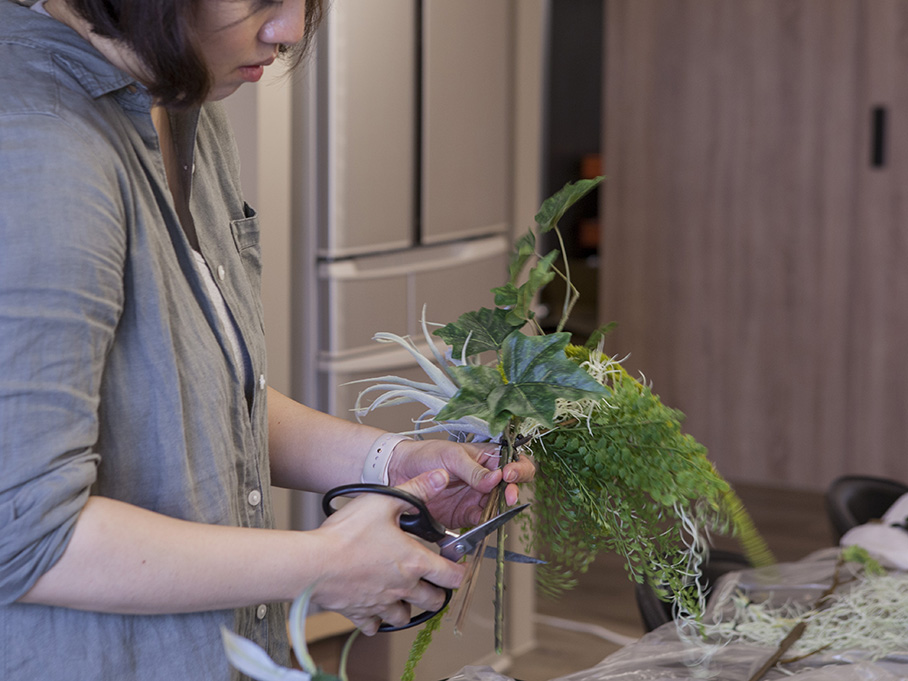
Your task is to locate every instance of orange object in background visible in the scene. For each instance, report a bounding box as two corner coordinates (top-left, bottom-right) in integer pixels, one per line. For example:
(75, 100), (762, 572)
(578, 217), (600, 250)
(580, 153), (603, 179)
(578, 153), (602, 250)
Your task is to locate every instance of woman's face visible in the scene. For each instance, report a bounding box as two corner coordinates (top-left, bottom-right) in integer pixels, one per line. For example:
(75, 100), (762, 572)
(194, 0), (308, 101)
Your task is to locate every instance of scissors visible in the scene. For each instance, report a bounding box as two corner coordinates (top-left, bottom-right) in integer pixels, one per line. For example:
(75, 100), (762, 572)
(322, 483), (543, 631)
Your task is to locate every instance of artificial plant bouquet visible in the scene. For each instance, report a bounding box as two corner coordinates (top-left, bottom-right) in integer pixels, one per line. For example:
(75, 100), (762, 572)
(221, 178), (773, 681)
(353, 177), (772, 659)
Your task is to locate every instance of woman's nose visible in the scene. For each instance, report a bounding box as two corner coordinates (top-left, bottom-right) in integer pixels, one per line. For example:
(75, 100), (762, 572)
(260, 0), (307, 47)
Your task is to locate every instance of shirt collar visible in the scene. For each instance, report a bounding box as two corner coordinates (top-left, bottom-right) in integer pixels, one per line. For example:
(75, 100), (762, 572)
(2, 0), (141, 99)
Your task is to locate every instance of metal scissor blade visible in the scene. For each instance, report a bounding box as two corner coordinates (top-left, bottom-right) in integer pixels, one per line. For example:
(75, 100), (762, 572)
(438, 502), (531, 561)
(481, 545), (547, 564)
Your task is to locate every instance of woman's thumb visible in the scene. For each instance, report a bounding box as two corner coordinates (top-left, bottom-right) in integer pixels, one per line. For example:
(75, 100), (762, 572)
(395, 469), (449, 504)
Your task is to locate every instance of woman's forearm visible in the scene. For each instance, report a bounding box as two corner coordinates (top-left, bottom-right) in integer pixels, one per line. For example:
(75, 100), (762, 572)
(267, 387), (387, 492)
(18, 496), (326, 614)
(17, 481), (464, 634)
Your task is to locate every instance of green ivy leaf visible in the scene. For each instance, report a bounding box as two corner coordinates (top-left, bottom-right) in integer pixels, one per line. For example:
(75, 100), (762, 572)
(433, 307), (523, 357)
(435, 333), (607, 432)
(435, 365), (504, 424)
(491, 282), (519, 309)
(535, 176), (604, 233)
(486, 382), (557, 432)
(499, 333), (607, 424)
(507, 231), (537, 284)
(494, 249), (559, 326)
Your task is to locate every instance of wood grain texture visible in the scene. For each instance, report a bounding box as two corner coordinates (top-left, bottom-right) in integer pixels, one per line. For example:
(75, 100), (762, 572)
(600, 0), (908, 490)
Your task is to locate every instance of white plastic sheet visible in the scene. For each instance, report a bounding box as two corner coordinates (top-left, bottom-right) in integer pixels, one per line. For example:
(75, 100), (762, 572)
(449, 550), (908, 681)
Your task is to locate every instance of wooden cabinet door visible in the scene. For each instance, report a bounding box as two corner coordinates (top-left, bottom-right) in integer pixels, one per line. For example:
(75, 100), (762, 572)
(600, 0), (908, 489)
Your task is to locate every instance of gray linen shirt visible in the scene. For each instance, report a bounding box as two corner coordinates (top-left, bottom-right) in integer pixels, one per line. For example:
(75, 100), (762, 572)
(0, 1), (289, 678)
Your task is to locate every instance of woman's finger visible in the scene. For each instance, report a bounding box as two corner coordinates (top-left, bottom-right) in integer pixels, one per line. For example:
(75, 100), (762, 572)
(377, 601), (411, 629)
(351, 615), (383, 636)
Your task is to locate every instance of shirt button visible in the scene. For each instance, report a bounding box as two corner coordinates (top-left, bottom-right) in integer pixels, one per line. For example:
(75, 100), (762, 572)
(256, 604), (267, 620)
(217, 265), (226, 280)
(259, 374), (266, 390)
(247, 489), (262, 507)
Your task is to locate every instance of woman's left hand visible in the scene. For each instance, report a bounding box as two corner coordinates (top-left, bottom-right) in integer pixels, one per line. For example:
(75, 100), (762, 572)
(387, 439), (535, 529)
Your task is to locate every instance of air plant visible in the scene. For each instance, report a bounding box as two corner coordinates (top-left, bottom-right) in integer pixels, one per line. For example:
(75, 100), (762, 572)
(352, 316), (495, 442)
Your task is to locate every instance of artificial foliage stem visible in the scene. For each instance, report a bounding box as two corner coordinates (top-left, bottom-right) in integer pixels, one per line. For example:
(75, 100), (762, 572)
(453, 488), (499, 634)
(550, 228), (578, 333)
(493, 422), (519, 652)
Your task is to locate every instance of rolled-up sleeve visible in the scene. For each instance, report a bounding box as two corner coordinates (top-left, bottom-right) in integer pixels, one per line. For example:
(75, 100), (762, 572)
(0, 111), (126, 603)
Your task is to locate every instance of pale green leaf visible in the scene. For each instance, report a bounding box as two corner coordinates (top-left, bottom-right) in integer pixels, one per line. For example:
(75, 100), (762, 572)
(535, 176), (604, 233)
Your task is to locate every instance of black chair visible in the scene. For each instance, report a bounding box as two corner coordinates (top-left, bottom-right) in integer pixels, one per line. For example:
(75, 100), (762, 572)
(825, 474), (908, 543)
(634, 549), (752, 632)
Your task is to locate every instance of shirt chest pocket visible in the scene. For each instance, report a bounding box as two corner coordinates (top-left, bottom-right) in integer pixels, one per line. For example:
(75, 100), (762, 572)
(231, 202), (262, 290)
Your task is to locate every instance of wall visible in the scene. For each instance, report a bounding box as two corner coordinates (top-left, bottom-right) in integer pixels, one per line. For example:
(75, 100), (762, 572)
(599, 0), (908, 491)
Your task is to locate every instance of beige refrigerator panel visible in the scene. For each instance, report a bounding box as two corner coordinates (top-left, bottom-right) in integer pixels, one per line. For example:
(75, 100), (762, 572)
(317, 235), (508, 358)
(421, 0), (512, 244)
(318, 0), (416, 257)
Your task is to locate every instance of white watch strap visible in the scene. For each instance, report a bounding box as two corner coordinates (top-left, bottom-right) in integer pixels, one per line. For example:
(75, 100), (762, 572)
(361, 433), (410, 485)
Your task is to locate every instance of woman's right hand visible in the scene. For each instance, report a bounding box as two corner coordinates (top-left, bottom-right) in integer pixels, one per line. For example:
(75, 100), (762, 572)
(307, 469), (466, 635)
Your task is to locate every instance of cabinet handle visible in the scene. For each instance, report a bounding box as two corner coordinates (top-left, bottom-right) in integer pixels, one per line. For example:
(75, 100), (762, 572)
(872, 106), (887, 168)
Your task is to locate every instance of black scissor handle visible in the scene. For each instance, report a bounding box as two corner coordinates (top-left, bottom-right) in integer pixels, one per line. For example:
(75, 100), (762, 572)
(376, 586), (452, 632)
(322, 483), (447, 542)
(321, 483), (453, 631)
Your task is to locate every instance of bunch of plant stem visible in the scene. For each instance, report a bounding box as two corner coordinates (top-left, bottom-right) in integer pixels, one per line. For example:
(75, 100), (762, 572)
(355, 176), (771, 678)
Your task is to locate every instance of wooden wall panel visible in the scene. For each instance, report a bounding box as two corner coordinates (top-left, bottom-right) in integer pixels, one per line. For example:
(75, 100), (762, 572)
(849, 0), (908, 480)
(600, 1), (908, 489)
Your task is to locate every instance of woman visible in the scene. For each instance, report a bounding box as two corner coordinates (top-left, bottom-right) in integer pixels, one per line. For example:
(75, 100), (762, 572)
(0, 0), (535, 678)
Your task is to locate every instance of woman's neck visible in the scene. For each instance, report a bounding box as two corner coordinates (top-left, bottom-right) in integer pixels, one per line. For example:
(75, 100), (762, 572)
(42, 0), (200, 249)
(42, 0), (151, 86)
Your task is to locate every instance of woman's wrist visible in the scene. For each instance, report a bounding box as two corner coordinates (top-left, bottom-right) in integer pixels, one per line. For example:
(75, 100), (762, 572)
(360, 433), (411, 485)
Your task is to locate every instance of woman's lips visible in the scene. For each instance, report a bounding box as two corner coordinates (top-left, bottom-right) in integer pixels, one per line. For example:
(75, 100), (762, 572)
(238, 57), (275, 83)
(238, 65), (265, 82)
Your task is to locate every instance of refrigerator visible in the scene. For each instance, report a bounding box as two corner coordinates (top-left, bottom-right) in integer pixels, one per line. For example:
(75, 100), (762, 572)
(295, 0), (512, 424)
(286, 1), (547, 677)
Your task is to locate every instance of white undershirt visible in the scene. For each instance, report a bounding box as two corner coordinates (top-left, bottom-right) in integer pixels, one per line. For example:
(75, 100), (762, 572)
(191, 250), (249, 389)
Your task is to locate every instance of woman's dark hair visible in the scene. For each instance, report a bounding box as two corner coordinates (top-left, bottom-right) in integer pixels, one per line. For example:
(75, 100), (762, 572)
(68, 0), (325, 107)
